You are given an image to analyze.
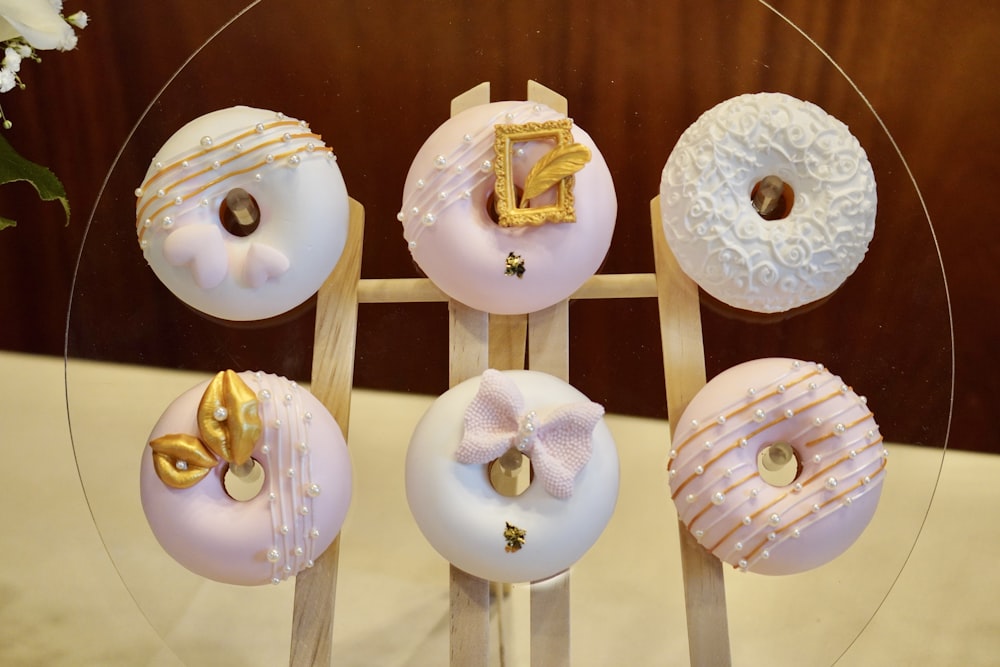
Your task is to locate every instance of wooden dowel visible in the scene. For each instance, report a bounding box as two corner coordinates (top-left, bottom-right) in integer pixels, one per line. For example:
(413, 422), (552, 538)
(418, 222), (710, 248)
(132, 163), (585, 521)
(447, 80), (494, 667)
(524, 80), (572, 667)
(651, 196), (732, 667)
(357, 272), (657, 304)
(290, 198), (364, 667)
(529, 572), (571, 667)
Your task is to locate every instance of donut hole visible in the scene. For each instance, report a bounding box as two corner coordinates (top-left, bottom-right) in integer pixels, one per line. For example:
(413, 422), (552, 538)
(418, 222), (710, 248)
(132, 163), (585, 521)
(756, 441), (802, 487)
(751, 175), (795, 221)
(488, 449), (533, 497)
(222, 458), (266, 501)
(219, 187), (261, 237)
(486, 185), (525, 225)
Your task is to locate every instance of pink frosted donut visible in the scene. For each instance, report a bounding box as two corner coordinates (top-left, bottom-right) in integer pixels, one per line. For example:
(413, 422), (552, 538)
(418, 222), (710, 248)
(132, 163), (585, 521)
(135, 106), (349, 321)
(668, 358), (886, 575)
(140, 370), (352, 586)
(660, 92), (876, 313)
(406, 370), (619, 583)
(399, 100), (616, 314)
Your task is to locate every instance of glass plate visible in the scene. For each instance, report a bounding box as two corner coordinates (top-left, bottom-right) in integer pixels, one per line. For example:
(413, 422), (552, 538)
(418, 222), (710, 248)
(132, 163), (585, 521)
(66, 1), (952, 664)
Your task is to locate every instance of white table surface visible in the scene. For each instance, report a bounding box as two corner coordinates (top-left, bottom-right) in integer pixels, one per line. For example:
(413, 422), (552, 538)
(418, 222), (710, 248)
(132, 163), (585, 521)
(1, 351), (995, 666)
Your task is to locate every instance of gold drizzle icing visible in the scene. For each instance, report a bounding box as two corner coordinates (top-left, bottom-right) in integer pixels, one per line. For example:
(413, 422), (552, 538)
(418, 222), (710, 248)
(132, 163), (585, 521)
(741, 458), (888, 563)
(135, 116), (332, 244)
(671, 368), (821, 457)
(149, 370), (262, 489)
(492, 119), (589, 227)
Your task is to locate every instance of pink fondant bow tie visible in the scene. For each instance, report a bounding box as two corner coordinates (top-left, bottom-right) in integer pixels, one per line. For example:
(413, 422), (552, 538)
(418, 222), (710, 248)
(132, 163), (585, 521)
(455, 370), (604, 499)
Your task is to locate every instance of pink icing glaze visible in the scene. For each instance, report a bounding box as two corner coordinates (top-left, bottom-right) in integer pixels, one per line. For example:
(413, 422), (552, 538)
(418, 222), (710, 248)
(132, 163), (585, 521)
(668, 358), (886, 575)
(140, 371), (352, 586)
(399, 101), (616, 315)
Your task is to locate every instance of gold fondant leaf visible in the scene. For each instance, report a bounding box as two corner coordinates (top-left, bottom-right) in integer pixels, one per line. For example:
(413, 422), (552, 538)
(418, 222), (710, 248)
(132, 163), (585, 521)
(519, 143), (592, 208)
(198, 370), (261, 465)
(150, 433), (218, 489)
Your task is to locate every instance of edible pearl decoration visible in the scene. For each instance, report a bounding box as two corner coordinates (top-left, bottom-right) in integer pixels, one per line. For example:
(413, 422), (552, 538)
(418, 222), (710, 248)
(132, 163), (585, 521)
(668, 358), (886, 575)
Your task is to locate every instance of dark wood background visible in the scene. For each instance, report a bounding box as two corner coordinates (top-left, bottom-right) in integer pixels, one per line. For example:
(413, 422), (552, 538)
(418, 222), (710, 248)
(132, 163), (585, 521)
(0, 1), (994, 454)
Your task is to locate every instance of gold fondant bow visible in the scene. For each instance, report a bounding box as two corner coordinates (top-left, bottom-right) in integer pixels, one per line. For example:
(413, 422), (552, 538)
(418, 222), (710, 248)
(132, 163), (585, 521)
(149, 370), (262, 489)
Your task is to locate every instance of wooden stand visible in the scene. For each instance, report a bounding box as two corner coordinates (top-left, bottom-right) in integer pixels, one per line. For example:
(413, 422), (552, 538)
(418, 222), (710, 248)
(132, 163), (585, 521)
(283, 91), (733, 667)
(651, 196), (732, 666)
(289, 198), (364, 667)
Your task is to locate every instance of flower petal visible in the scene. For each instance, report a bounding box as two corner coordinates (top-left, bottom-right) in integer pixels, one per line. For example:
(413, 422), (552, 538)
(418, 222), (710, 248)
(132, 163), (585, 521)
(0, 0), (74, 50)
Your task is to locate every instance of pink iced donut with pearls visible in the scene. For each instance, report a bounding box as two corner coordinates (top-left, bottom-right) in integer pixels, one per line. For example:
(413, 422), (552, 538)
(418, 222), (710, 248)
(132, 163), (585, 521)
(140, 370), (352, 586)
(399, 100), (616, 314)
(668, 358), (886, 575)
(135, 106), (349, 321)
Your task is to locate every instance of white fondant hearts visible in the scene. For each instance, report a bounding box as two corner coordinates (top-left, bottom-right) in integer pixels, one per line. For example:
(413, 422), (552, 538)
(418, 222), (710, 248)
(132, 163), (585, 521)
(163, 224), (228, 289)
(243, 243), (290, 288)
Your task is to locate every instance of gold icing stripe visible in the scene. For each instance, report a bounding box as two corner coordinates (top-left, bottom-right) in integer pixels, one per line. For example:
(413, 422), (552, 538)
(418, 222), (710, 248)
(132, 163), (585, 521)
(743, 461), (886, 564)
(684, 470), (759, 529)
(708, 490), (788, 553)
(803, 411), (875, 448)
(136, 144), (332, 242)
(673, 369), (821, 455)
(671, 441), (743, 499)
(139, 119), (303, 193)
(136, 131), (322, 224)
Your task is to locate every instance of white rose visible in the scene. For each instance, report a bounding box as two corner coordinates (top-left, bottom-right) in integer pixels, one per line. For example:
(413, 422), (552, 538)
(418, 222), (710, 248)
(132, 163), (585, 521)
(0, 0), (77, 51)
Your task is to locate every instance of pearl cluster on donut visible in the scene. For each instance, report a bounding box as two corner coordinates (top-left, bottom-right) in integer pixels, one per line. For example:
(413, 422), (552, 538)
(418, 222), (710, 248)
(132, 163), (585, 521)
(141, 371), (352, 586)
(668, 358), (886, 575)
(660, 92), (876, 313)
(135, 106), (349, 321)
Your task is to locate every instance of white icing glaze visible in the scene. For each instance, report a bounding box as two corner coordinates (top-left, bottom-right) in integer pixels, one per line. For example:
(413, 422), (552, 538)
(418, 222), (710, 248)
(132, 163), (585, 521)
(136, 106), (349, 321)
(400, 101), (616, 315)
(668, 358), (886, 575)
(140, 371), (352, 586)
(406, 370), (619, 583)
(660, 92), (876, 313)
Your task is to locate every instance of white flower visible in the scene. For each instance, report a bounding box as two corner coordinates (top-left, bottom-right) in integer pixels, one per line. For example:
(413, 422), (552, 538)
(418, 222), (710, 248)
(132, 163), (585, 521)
(0, 67), (15, 93)
(66, 10), (86, 28)
(2, 46), (20, 72)
(0, 0), (79, 51)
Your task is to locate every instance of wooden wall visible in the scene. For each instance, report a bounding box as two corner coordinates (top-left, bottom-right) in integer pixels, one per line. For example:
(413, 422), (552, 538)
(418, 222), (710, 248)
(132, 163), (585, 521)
(0, 0), (994, 454)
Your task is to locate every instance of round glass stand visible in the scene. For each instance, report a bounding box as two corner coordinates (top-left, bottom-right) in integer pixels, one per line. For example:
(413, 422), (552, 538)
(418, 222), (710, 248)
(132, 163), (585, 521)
(66, 1), (952, 664)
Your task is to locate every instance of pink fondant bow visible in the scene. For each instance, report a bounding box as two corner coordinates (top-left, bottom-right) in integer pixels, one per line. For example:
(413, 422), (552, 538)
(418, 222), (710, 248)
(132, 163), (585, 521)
(455, 369), (605, 499)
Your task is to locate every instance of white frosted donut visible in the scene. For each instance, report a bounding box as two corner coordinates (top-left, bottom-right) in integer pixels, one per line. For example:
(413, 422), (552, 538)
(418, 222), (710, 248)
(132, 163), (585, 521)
(399, 101), (617, 315)
(660, 92), (876, 313)
(406, 370), (619, 583)
(668, 358), (887, 575)
(135, 106), (349, 321)
(140, 370), (352, 586)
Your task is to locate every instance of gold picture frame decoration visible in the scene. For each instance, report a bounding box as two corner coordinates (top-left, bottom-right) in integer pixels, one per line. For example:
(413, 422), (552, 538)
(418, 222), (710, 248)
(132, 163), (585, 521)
(492, 119), (591, 228)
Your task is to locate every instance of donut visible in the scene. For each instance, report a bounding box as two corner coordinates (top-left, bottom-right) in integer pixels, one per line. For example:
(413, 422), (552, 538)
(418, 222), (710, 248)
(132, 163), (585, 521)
(668, 358), (887, 575)
(659, 92), (876, 313)
(140, 370), (352, 586)
(406, 369), (619, 583)
(135, 106), (349, 321)
(398, 100), (617, 315)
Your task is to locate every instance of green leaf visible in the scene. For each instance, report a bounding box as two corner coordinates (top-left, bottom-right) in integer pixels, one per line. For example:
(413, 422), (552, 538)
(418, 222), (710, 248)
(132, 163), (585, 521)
(0, 130), (70, 229)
